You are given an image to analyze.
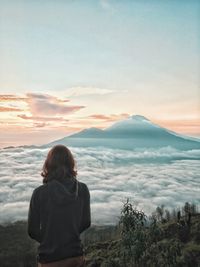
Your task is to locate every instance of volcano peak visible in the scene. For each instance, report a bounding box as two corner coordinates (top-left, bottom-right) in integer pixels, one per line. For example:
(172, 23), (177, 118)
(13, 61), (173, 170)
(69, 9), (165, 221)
(130, 115), (150, 122)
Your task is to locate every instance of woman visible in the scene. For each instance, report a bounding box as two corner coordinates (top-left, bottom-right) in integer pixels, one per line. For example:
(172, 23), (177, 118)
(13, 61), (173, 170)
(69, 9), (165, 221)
(28, 145), (91, 267)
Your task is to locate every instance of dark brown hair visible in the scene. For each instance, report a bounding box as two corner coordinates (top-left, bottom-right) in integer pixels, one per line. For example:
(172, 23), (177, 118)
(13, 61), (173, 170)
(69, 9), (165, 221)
(41, 145), (77, 183)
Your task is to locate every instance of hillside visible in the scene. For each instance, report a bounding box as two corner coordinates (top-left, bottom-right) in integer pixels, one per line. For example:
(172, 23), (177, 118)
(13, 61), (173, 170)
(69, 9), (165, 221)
(84, 213), (200, 266)
(0, 202), (199, 267)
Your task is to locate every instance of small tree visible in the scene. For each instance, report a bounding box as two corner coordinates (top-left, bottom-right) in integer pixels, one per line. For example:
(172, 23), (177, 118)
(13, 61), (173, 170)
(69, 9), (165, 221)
(165, 209), (171, 222)
(156, 205), (165, 222)
(119, 199), (147, 266)
(183, 202), (191, 215)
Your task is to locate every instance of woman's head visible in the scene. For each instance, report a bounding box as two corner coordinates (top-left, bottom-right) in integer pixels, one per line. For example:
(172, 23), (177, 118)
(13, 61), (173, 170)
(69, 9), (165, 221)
(41, 145), (77, 183)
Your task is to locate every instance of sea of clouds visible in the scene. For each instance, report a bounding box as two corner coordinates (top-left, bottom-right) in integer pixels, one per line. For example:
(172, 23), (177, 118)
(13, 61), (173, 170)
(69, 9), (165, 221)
(0, 146), (200, 225)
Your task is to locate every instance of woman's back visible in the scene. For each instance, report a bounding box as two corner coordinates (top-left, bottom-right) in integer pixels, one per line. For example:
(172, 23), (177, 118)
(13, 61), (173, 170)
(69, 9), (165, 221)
(27, 145), (91, 266)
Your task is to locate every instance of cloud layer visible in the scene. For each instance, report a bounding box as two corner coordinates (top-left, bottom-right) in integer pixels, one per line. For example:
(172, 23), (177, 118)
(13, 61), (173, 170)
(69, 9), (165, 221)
(0, 146), (199, 225)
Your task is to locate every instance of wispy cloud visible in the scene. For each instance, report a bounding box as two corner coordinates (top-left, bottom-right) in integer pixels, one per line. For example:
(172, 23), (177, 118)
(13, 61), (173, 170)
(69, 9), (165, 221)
(33, 122), (48, 128)
(0, 106), (23, 112)
(26, 93), (85, 116)
(0, 95), (26, 113)
(0, 93), (85, 116)
(89, 113), (129, 121)
(0, 95), (27, 102)
(18, 114), (68, 122)
(66, 87), (114, 97)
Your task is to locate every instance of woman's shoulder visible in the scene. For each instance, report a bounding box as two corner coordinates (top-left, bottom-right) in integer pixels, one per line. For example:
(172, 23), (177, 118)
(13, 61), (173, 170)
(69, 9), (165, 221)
(77, 181), (89, 190)
(35, 183), (48, 191)
(77, 181), (90, 196)
(31, 184), (48, 197)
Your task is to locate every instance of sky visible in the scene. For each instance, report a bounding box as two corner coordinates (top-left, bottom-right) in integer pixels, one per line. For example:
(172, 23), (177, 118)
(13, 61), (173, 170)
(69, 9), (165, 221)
(0, 0), (200, 147)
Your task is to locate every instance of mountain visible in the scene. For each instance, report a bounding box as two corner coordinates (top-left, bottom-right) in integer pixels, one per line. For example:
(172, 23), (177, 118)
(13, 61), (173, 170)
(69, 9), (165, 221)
(70, 127), (104, 138)
(46, 115), (200, 150)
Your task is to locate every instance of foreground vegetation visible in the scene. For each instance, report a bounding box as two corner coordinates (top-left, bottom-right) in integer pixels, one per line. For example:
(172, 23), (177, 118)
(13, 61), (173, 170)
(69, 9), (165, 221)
(85, 201), (200, 267)
(0, 202), (199, 267)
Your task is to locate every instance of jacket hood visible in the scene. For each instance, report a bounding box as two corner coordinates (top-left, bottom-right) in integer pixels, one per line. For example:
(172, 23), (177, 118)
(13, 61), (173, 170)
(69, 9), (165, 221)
(47, 177), (78, 205)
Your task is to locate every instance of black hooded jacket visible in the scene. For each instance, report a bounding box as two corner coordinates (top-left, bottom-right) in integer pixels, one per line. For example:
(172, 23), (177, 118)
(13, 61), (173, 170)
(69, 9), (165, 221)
(27, 177), (91, 263)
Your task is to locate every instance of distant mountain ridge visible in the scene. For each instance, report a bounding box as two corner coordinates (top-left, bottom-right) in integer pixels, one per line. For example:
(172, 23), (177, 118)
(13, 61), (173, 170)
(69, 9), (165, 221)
(46, 115), (200, 150)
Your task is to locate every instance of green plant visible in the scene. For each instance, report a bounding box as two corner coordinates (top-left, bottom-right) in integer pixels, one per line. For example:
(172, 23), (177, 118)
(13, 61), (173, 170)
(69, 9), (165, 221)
(119, 199), (147, 266)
